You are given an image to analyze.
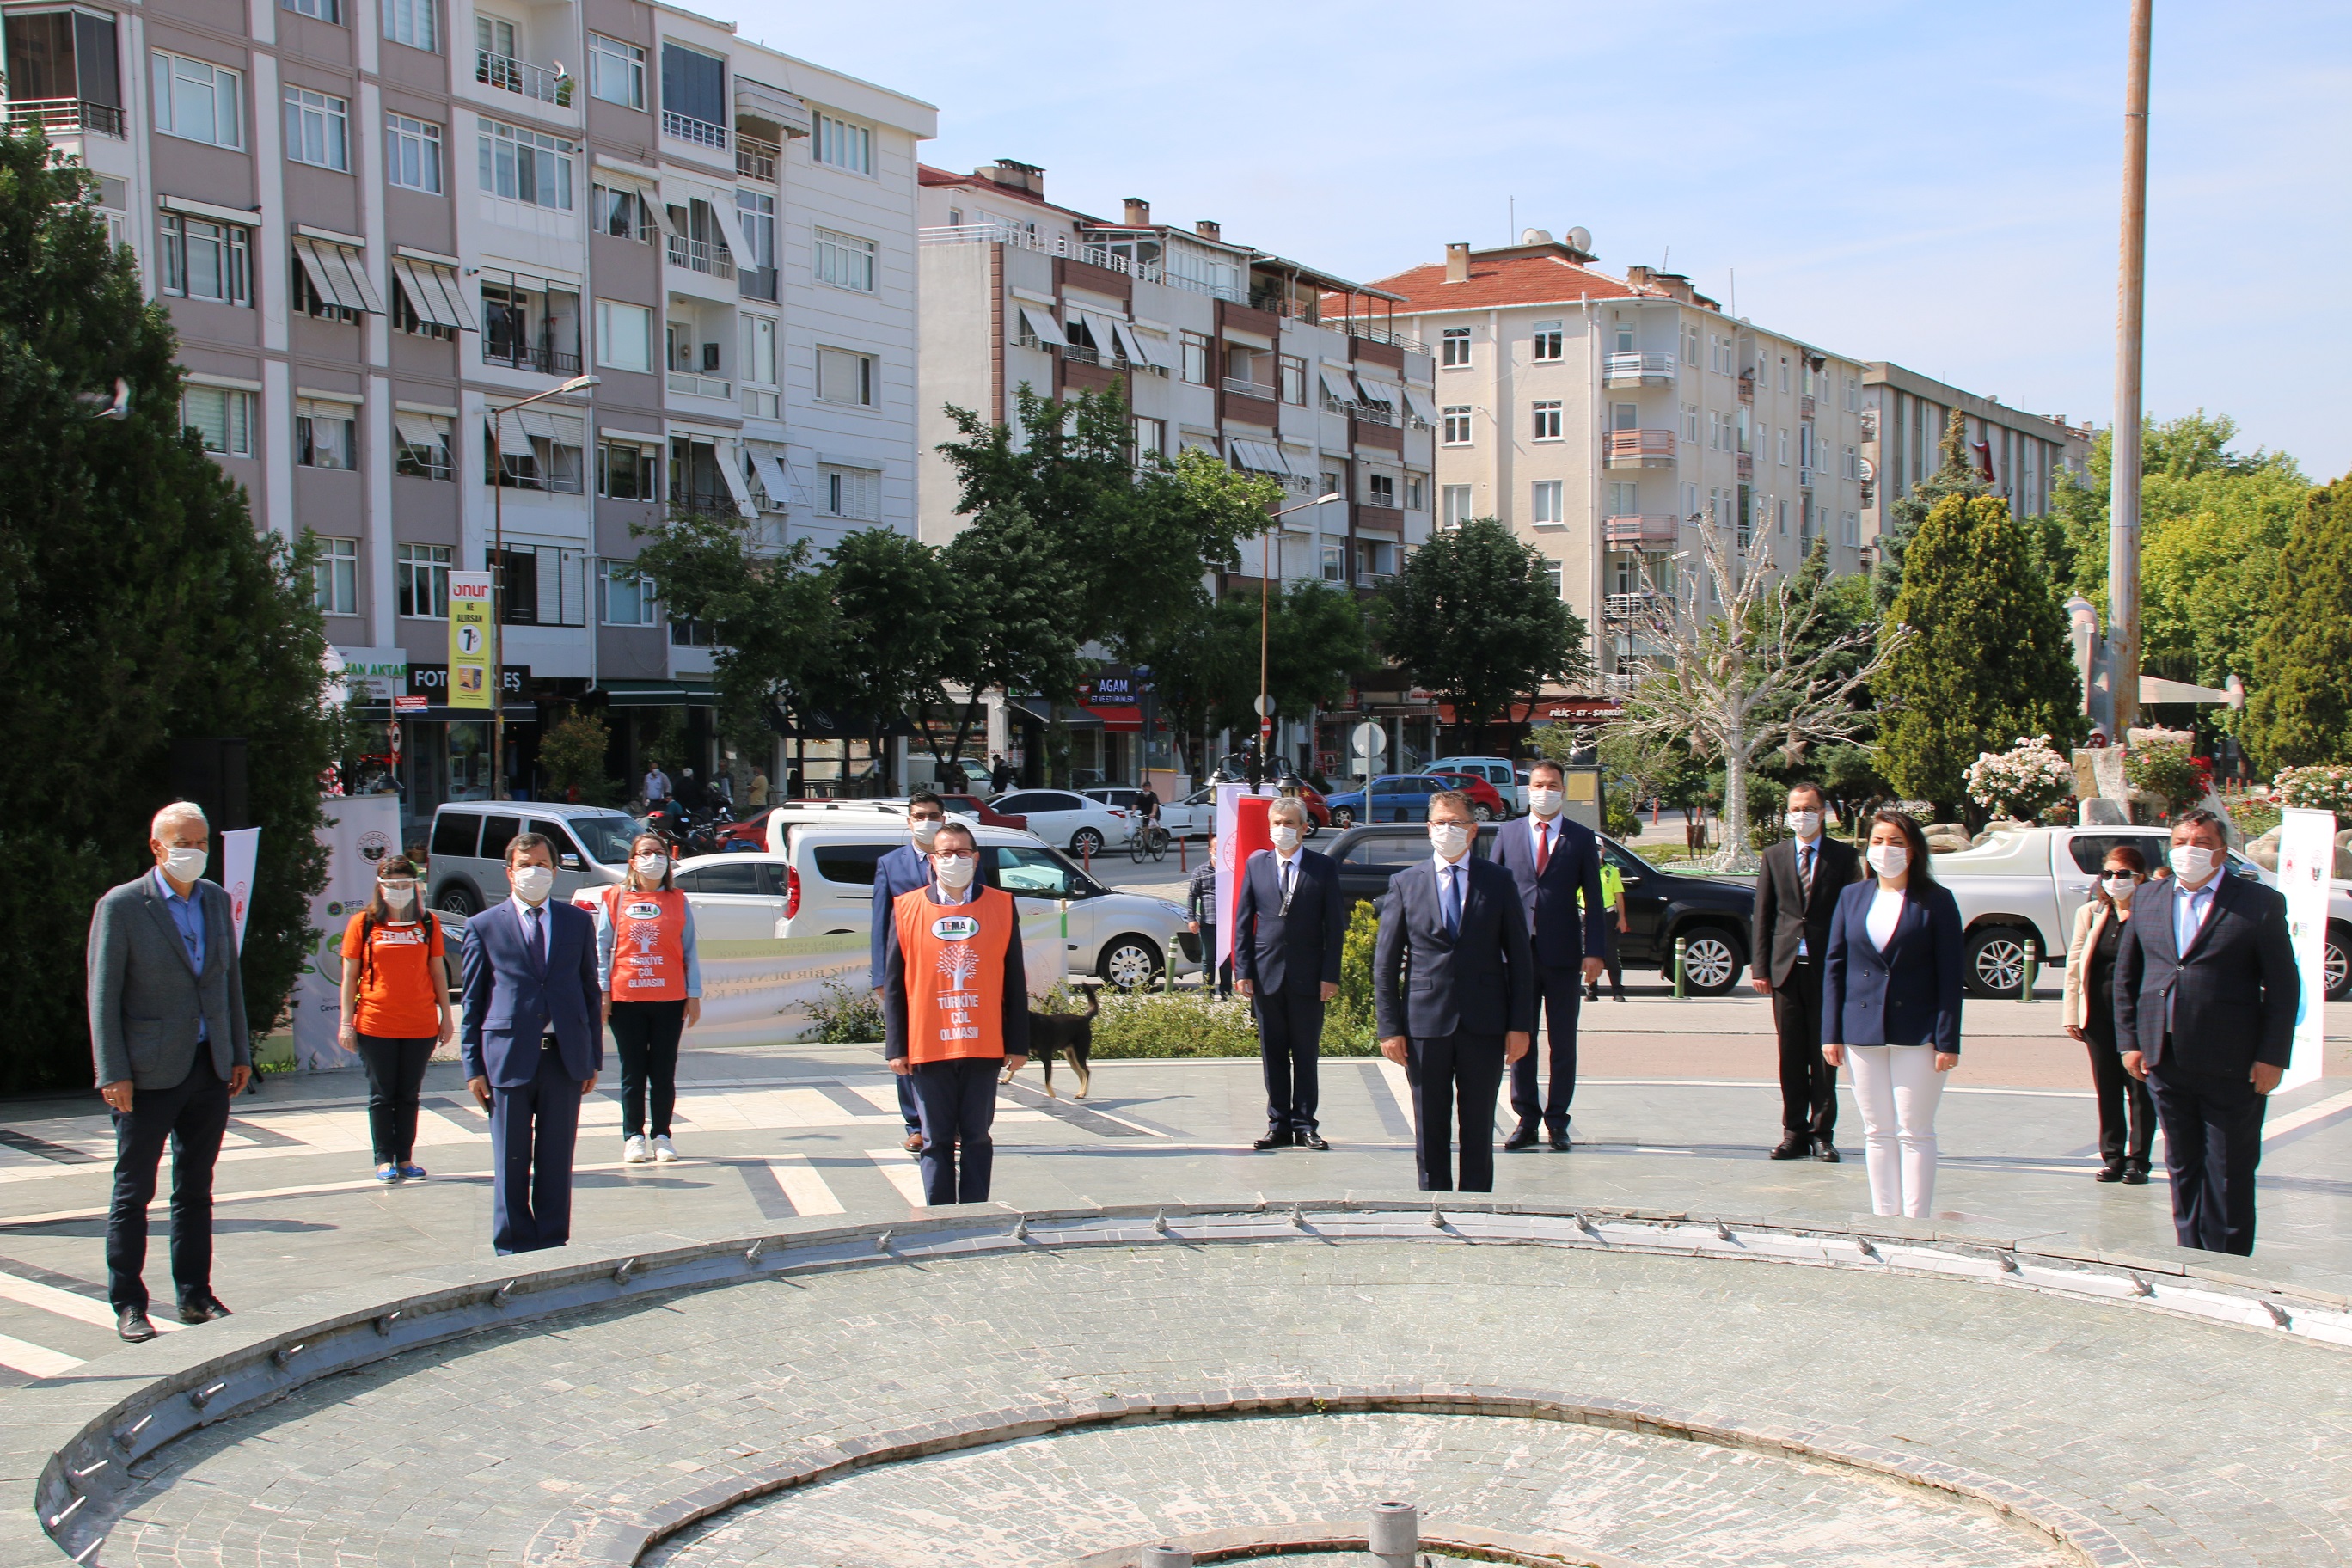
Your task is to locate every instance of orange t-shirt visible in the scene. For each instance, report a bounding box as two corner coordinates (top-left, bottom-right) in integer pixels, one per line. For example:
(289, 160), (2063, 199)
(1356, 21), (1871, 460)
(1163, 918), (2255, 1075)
(340, 913), (447, 1038)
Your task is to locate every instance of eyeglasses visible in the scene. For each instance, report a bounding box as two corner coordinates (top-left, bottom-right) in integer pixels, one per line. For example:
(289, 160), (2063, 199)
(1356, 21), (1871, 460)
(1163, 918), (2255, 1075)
(932, 851), (978, 863)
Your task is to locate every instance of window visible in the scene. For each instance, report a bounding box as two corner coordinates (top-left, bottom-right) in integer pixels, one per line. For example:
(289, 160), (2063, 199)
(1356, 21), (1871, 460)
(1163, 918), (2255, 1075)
(816, 347), (874, 407)
(739, 315), (778, 418)
(390, 276), (453, 340)
(1131, 415), (1163, 459)
(1441, 406), (1472, 445)
(159, 214), (251, 305)
(1845, 377), (1860, 413)
(821, 464), (879, 520)
(598, 440), (659, 500)
(659, 41), (726, 143)
(1777, 497), (1789, 535)
(1442, 484), (1473, 526)
(397, 542), (450, 617)
(1682, 323), (1700, 365)
(1531, 320), (1563, 361)
(1179, 332), (1210, 385)
(284, 86), (349, 169)
(588, 34), (644, 108)
(1532, 400), (1562, 441)
(385, 113), (441, 192)
(1368, 473), (1396, 507)
(285, 0), (341, 20)
(384, 0), (436, 52)
(812, 111), (873, 173)
(1706, 410), (1721, 452)
(1439, 327), (1472, 368)
(1405, 475), (1425, 511)
(1777, 429), (1789, 466)
(1531, 480), (1564, 525)
(813, 227), (875, 292)
(1844, 444), (1860, 481)
(1841, 510), (1859, 547)
(311, 536), (358, 614)
(594, 299), (652, 372)
(737, 189), (776, 302)
(1608, 481), (1638, 515)
(487, 411), (585, 493)
(296, 398), (358, 469)
(181, 385), (254, 455)
(1542, 557), (1563, 598)
(478, 117), (574, 210)
(599, 562), (658, 625)
(591, 183), (652, 241)
(290, 253), (358, 323)
(395, 410), (453, 478)
(1279, 354), (1307, 405)
(1321, 546), (1343, 582)
(152, 52), (242, 148)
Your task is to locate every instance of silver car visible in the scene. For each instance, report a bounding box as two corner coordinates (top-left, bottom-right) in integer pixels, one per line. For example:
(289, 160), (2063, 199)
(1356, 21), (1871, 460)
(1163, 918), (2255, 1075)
(426, 801), (639, 915)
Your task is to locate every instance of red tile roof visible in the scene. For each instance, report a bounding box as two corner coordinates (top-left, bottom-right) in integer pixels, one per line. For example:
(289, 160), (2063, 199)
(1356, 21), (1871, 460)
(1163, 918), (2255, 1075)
(1331, 251), (1663, 316)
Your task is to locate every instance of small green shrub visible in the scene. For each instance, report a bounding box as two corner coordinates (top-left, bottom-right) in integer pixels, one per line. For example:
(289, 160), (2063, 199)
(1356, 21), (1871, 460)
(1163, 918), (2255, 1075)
(2126, 740), (2206, 815)
(1088, 989), (1260, 1057)
(2228, 794), (2282, 838)
(799, 977), (883, 1043)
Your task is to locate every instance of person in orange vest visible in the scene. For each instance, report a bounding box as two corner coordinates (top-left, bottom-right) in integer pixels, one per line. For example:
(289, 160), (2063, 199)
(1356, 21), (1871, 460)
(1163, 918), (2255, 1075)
(595, 832), (702, 1165)
(883, 818), (1029, 1204)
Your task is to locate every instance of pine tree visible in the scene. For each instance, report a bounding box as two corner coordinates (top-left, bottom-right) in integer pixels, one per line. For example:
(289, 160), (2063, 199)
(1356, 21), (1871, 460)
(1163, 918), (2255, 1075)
(1877, 490), (2083, 818)
(2240, 475), (2352, 769)
(1871, 409), (1988, 609)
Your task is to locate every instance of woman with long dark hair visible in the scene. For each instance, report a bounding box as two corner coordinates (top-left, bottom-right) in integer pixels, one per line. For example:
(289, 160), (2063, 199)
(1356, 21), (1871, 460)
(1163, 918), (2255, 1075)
(594, 833), (702, 1163)
(2062, 842), (2156, 1183)
(337, 854), (454, 1183)
(1822, 810), (1964, 1217)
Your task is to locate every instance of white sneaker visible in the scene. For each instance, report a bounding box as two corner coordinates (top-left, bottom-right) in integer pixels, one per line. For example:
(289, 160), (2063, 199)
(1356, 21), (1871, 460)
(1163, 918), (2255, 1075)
(622, 1134), (652, 1165)
(652, 1134), (680, 1163)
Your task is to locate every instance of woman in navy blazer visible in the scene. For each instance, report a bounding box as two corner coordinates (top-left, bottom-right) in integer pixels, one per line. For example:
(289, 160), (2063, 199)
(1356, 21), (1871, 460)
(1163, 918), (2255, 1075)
(1822, 810), (1963, 1217)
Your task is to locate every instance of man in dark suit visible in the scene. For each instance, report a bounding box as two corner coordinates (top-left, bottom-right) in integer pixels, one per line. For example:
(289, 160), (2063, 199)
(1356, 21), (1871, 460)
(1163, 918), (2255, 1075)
(1750, 781), (1865, 1160)
(1375, 790), (1535, 1191)
(462, 831), (602, 1255)
(1234, 796), (1349, 1150)
(1491, 757), (1608, 1150)
(88, 802), (252, 1341)
(2114, 809), (2297, 1256)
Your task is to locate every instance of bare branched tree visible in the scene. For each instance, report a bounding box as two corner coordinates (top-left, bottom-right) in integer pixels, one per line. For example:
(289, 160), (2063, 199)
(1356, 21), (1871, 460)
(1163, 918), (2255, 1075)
(1615, 511), (1910, 872)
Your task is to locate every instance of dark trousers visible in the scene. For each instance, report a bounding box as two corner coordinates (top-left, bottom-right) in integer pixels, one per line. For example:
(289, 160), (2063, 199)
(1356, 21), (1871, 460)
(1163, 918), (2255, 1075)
(1407, 1032), (1507, 1191)
(2148, 1055), (2266, 1255)
(355, 1034), (434, 1164)
(106, 1057), (230, 1311)
(1591, 925), (1624, 997)
(1255, 985), (1326, 1133)
(1509, 965), (1583, 1133)
(1769, 962), (1838, 1140)
(896, 1061), (922, 1136)
(490, 1041), (583, 1255)
(1198, 928), (1230, 997)
(609, 999), (686, 1138)
(910, 1057), (999, 1204)
(2083, 1029), (2155, 1167)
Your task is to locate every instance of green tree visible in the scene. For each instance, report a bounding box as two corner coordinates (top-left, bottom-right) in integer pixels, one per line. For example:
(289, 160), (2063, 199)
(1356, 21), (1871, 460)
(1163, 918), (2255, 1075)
(632, 509), (831, 761)
(1877, 492), (2083, 818)
(807, 526), (963, 791)
(929, 503), (1087, 771)
(2240, 474), (2352, 769)
(0, 126), (337, 1090)
(1375, 517), (1589, 750)
(1871, 409), (1990, 609)
(539, 709), (618, 805)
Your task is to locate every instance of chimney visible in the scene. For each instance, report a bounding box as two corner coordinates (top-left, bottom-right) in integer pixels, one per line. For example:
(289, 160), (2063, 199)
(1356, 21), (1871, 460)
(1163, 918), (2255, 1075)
(1194, 218), (1221, 240)
(1626, 264), (1655, 291)
(1444, 242), (1469, 283)
(982, 159), (1044, 196)
(1123, 197), (1151, 227)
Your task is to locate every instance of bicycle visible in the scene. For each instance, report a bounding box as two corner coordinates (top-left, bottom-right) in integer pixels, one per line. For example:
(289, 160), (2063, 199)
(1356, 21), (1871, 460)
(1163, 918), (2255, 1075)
(1130, 822), (1170, 863)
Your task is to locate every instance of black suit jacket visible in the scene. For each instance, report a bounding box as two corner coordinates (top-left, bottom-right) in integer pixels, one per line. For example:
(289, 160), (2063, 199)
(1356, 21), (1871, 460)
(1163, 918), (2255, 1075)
(1373, 856), (1535, 1040)
(1490, 813), (1609, 968)
(1232, 848), (1346, 995)
(2113, 873), (2297, 1075)
(1820, 879), (1965, 1052)
(1752, 835), (1865, 988)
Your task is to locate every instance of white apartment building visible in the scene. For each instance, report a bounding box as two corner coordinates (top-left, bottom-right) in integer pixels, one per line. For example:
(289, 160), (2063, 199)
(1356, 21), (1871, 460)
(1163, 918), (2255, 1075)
(1859, 364), (2093, 542)
(916, 161), (1436, 782)
(3, 0), (932, 825)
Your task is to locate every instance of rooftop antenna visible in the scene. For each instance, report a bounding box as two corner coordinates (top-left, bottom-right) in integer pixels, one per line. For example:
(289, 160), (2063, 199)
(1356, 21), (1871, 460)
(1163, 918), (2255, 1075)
(1508, 194), (1515, 243)
(1663, 245), (1669, 271)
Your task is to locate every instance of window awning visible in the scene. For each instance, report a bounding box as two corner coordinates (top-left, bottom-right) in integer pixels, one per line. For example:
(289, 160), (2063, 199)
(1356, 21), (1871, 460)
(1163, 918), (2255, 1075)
(293, 236), (383, 315)
(390, 255), (473, 330)
(1319, 367), (1358, 404)
(1353, 377), (1398, 407)
(393, 410), (445, 447)
(716, 200), (757, 270)
(733, 77), (811, 137)
(1112, 319), (1152, 366)
(1017, 304), (1065, 346)
(1229, 439), (1292, 475)
(745, 442), (793, 510)
(1400, 385), (1437, 424)
(496, 408), (585, 446)
(1128, 326), (1176, 371)
(1081, 311), (1125, 358)
(719, 441), (759, 519)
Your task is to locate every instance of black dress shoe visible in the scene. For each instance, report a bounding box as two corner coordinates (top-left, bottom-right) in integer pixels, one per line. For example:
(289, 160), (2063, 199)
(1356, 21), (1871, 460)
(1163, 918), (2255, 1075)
(2122, 1162), (2151, 1185)
(1253, 1130), (1293, 1150)
(177, 1293), (231, 1325)
(1504, 1125), (1540, 1151)
(1812, 1141), (1841, 1163)
(1549, 1131), (1571, 1152)
(116, 1306), (157, 1343)
(2094, 1161), (2125, 1183)
(1300, 1131), (1331, 1151)
(1768, 1136), (1810, 1161)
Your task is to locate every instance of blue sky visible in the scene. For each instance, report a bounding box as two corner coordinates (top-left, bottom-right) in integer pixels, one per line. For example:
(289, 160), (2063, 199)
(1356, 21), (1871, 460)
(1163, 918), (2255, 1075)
(732, 1), (2351, 478)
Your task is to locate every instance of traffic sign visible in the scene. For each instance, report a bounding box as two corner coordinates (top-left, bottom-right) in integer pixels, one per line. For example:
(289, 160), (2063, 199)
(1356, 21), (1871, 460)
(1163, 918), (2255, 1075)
(1254, 695), (1277, 716)
(1351, 721), (1387, 756)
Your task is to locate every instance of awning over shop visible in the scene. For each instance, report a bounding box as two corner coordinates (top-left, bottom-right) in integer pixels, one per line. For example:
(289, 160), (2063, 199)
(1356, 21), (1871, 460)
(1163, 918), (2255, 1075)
(599, 681), (717, 707)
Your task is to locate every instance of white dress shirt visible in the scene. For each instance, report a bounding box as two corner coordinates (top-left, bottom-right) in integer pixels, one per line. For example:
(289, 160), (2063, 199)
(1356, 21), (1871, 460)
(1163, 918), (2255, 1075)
(2172, 875), (2219, 958)
(1430, 850), (1468, 929)
(1792, 833), (1822, 957)
(1272, 848), (1302, 908)
(507, 894), (553, 965)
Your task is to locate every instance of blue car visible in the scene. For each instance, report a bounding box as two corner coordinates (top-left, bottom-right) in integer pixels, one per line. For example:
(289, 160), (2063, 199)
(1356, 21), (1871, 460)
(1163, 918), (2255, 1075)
(1323, 774), (1446, 830)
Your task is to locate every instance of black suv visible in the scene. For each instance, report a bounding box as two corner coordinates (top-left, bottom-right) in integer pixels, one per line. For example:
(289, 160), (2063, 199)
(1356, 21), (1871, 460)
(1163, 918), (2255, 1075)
(1321, 824), (1755, 995)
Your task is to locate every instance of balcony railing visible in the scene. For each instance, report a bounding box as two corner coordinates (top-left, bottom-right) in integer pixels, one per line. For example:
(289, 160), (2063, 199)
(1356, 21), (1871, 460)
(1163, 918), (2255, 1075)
(665, 235), (736, 279)
(1602, 351), (1676, 387)
(476, 51), (570, 105)
(917, 224), (1246, 304)
(1222, 376), (1276, 401)
(1249, 291), (1322, 322)
(1735, 452), (1755, 479)
(1602, 429), (1678, 468)
(668, 371), (732, 399)
(6, 97), (126, 138)
(662, 110), (728, 149)
(1800, 394), (1816, 420)
(735, 134), (779, 182)
(1603, 514), (1681, 548)
(1736, 371), (1755, 405)
(481, 340), (582, 376)
(1604, 591), (1671, 622)
(1326, 317), (1427, 355)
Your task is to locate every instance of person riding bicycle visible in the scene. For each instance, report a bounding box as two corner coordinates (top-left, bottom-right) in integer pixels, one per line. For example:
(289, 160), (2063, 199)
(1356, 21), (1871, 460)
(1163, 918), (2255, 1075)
(1134, 782), (1161, 827)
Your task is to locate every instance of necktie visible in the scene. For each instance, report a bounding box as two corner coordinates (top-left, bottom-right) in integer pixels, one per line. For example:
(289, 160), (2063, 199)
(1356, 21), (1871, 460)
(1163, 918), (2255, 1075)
(1279, 858), (1295, 913)
(1441, 864), (1461, 936)
(1536, 820), (1551, 874)
(527, 905), (544, 967)
(1799, 844), (1815, 901)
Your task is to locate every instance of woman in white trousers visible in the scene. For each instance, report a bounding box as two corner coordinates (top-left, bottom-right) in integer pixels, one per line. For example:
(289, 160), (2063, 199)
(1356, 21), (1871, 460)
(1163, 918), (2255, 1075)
(1820, 811), (1965, 1217)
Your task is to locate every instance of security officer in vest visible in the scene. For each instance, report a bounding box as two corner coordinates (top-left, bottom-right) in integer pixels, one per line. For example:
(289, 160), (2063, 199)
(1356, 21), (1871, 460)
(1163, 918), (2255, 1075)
(883, 818), (1030, 1204)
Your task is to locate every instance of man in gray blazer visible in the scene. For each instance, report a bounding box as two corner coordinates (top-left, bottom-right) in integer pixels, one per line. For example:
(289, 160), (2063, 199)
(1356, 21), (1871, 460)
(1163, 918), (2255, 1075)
(89, 801), (251, 1341)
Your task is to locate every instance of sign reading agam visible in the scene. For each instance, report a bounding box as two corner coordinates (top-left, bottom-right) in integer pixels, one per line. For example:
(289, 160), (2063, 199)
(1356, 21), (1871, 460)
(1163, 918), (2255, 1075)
(447, 571), (494, 710)
(2275, 805), (2337, 1093)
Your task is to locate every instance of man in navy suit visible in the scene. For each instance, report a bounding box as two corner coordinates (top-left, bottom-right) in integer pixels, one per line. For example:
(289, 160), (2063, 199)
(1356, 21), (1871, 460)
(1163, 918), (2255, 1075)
(1234, 796), (1349, 1150)
(1375, 791), (1535, 1191)
(2114, 810), (2297, 1256)
(1491, 758), (1608, 1150)
(462, 832), (601, 1255)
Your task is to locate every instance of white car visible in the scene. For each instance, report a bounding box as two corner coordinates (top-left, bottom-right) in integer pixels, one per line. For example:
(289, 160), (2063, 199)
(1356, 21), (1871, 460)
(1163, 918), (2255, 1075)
(983, 787), (1134, 857)
(1083, 787), (1208, 839)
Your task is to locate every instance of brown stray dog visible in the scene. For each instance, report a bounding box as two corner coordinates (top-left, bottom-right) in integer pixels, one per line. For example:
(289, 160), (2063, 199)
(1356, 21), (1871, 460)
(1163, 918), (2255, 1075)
(1007, 983), (1099, 1099)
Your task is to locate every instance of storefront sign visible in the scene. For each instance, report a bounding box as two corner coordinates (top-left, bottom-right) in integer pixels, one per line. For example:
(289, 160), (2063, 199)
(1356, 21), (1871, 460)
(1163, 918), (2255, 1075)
(407, 662), (527, 698)
(447, 571), (494, 710)
(392, 695), (428, 713)
(334, 646), (409, 702)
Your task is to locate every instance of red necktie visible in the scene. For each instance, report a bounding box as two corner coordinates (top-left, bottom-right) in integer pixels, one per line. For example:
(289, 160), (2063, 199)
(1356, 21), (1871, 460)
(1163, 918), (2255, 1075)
(1536, 820), (1551, 873)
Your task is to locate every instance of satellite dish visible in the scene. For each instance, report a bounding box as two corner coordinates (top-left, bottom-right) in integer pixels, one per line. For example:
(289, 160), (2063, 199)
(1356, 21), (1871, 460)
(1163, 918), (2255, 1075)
(1565, 225), (1593, 254)
(1520, 227), (1552, 246)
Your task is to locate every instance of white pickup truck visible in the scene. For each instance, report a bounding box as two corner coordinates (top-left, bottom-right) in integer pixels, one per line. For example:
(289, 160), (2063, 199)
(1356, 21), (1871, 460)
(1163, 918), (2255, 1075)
(1935, 824), (2351, 1001)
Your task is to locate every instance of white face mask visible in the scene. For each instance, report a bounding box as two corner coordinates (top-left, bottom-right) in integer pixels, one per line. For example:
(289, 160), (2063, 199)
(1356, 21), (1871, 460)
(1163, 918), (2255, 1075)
(383, 885), (417, 914)
(932, 852), (977, 891)
(510, 865), (555, 903)
(1430, 823), (1473, 861)
(1271, 825), (1302, 854)
(1785, 810), (1822, 838)
(632, 853), (668, 880)
(2169, 845), (2219, 883)
(1866, 844), (1909, 879)
(1526, 786), (1563, 818)
(161, 845), (208, 882)
(910, 817), (943, 848)
(2101, 873), (2138, 902)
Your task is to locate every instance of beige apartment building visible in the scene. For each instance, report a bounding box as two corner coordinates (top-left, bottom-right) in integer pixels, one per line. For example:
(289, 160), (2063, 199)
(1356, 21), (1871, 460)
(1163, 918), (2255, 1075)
(1860, 364), (2093, 542)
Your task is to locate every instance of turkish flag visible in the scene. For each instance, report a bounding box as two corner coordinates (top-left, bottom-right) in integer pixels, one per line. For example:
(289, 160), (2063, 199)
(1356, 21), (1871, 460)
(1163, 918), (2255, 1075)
(1212, 786), (1277, 974)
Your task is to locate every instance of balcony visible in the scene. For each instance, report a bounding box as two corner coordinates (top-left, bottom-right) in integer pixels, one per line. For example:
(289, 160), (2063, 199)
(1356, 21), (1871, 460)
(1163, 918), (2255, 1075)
(665, 236), (736, 279)
(1602, 429), (1678, 468)
(6, 97), (125, 138)
(735, 134), (779, 182)
(1735, 452), (1755, 479)
(1327, 318), (1427, 355)
(1603, 514), (1681, 548)
(1801, 394), (1816, 420)
(1604, 591), (1670, 622)
(1736, 371), (1755, 404)
(668, 371), (732, 400)
(1222, 376), (1277, 402)
(662, 110), (728, 150)
(476, 50), (571, 105)
(481, 340), (581, 376)
(1602, 351), (1676, 388)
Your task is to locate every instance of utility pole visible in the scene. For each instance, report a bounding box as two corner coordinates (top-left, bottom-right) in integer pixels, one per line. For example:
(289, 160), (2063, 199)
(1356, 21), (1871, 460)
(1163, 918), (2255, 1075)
(2107, 0), (2152, 740)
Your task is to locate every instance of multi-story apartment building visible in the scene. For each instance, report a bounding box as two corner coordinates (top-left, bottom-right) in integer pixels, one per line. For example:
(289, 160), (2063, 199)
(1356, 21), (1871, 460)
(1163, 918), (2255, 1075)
(915, 160), (1436, 784)
(3, 0), (932, 827)
(1859, 364), (2093, 545)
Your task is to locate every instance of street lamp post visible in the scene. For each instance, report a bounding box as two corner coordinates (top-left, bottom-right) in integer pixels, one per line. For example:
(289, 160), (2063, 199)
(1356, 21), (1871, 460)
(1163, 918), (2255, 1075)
(1257, 491), (1343, 771)
(487, 373), (598, 801)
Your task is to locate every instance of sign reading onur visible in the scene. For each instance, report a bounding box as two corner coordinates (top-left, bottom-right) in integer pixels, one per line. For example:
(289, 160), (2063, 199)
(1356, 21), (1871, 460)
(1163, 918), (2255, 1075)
(447, 571), (494, 710)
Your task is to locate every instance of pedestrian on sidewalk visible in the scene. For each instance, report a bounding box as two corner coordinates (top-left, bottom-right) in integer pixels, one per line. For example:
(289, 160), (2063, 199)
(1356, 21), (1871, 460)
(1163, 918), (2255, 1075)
(89, 801), (250, 1341)
(1187, 835), (1229, 997)
(337, 854), (453, 1184)
(643, 763), (671, 805)
(1583, 854), (1630, 1003)
(597, 833), (702, 1166)
(2062, 842), (2156, 1184)
(1750, 782), (1864, 1161)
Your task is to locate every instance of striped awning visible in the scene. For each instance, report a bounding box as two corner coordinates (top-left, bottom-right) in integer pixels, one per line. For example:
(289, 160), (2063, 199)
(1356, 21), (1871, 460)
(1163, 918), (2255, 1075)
(390, 255), (474, 330)
(292, 236), (383, 315)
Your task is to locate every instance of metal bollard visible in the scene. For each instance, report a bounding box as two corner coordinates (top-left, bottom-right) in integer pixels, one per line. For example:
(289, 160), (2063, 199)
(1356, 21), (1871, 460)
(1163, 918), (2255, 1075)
(1368, 1500), (1418, 1567)
(2020, 934), (2038, 1001)
(1138, 1547), (1193, 1568)
(1673, 934), (1688, 1000)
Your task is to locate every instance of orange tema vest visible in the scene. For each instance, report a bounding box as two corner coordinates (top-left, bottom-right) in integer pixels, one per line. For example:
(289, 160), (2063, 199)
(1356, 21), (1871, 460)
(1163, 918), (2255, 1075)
(892, 885), (1014, 1064)
(603, 886), (690, 1001)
